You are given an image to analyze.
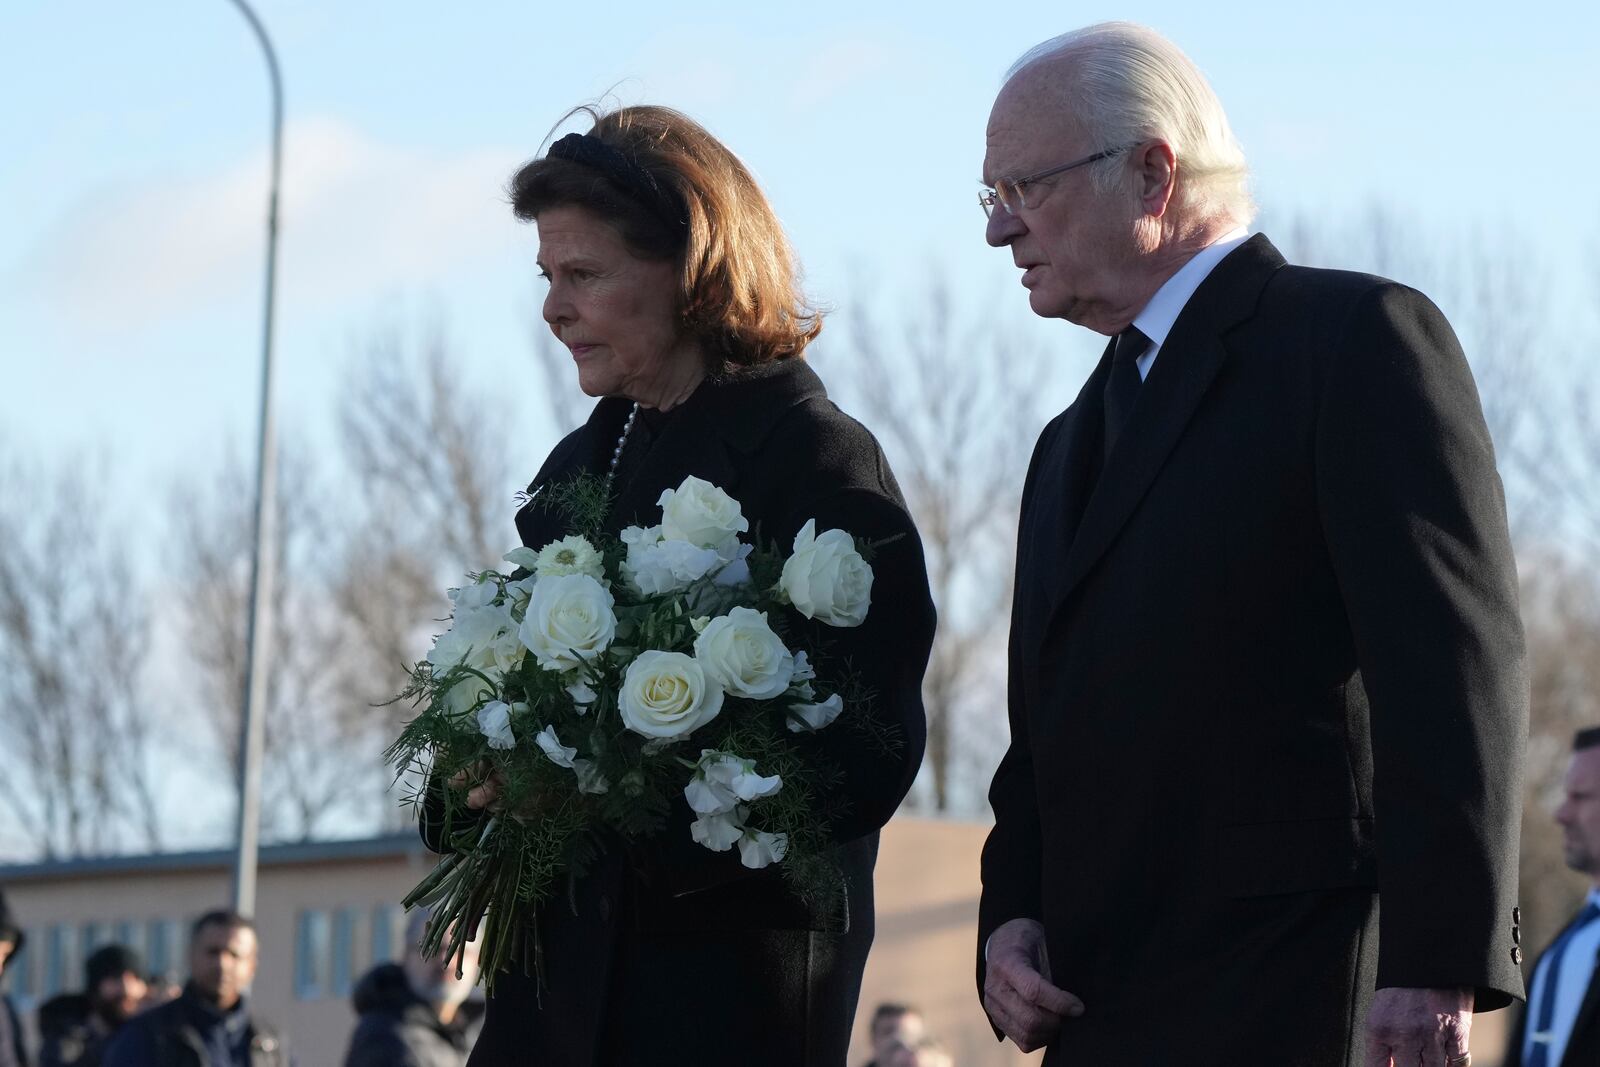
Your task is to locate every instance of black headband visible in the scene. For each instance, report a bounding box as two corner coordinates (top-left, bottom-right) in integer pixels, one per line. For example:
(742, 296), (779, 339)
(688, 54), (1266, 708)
(547, 132), (687, 234)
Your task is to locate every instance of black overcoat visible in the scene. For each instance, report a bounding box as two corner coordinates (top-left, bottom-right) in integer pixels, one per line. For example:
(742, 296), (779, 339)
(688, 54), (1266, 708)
(431, 358), (934, 1067)
(977, 235), (1528, 1066)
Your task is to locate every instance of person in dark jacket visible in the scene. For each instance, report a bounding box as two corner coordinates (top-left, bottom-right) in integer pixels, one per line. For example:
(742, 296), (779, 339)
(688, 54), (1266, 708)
(343, 911), (481, 1067)
(0, 889), (28, 1067)
(419, 103), (935, 1067)
(38, 945), (148, 1067)
(101, 912), (285, 1067)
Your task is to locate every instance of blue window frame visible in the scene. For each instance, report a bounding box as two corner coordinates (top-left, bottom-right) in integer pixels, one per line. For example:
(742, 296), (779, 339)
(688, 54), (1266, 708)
(146, 919), (177, 980)
(44, 924), (76, 997)
(331, 909), (356, 997)
(295, 910), (329, 1001)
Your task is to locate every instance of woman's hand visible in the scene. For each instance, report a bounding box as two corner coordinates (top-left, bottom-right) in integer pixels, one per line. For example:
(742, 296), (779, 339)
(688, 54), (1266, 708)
(448, 762), (505, 811)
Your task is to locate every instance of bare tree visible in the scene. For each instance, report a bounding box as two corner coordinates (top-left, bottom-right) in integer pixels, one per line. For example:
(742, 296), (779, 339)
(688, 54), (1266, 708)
(167, 442), (365, 841)
(0, 450), (163, 858)
(332, 323), (536, 823)
(820, 274), (1053, 813)
(1516, 549), (1600, 953)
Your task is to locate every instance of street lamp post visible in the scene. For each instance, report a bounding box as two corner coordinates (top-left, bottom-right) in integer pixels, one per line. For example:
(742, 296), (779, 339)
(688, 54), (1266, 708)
(225, 0), (283, 919)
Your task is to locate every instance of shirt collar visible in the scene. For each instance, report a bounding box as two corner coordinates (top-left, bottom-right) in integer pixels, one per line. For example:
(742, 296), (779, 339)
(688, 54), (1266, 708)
(1132, 226), (1251, 348)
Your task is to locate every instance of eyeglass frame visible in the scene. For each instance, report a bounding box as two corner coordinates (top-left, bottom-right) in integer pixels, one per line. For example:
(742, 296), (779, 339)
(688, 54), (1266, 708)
(979, 144), (1135, 218)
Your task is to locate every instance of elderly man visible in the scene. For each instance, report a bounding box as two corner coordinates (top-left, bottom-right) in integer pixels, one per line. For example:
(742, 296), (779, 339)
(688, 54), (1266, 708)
(1505, 727), (1600, 1066)
(975, 22), (1527, 1067)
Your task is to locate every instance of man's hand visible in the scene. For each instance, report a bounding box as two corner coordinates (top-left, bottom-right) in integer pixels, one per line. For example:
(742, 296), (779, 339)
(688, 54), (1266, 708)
(1364, 987), (1473, 1067)
(982, 918), (1084, 1052)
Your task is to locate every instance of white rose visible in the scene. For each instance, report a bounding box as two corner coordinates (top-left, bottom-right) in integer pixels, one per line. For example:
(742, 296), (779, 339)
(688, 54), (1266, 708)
(618, 651), (724, 740)
(692, 607), (794, 701)
(690, 809), (746, 852)
(658, 476), (748, 562)
(738, 830), (788, 869)
(533, 535), (605, 580)
(439, 671), (494, 717)
(779, 519), (874, 627)
(476, 700), (518, 750)
(517, 574), (617, 673)
(685, 751), (783, 815)
(787, 693), (845, 733)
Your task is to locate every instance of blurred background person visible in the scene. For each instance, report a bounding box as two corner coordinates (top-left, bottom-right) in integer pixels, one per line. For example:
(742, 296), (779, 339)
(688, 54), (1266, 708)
(101, 911), (285, 1067)
(38, 945), (148, 1067)
(343, 911), (481, 1067)
(883, 1035), (953, 1067)
(862, 1003), (924, 1067)
(137, 978), (181, 1015)
(1506, 726), (1600, 1066)
(0, 888), (27, 1067)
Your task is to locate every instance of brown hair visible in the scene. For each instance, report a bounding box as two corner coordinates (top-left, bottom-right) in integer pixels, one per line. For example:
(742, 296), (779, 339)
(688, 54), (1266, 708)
(509, 105), (822, 369)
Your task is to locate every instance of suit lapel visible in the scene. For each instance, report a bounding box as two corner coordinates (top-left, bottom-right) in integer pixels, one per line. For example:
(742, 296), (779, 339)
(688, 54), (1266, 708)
(1032, 341), (1112, 611)
(1045, 234), (1285, 614)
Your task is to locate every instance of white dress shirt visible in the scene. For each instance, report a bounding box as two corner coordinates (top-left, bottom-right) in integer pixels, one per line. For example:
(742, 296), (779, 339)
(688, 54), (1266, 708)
(1129, 227), (1250, 380)
(1524, 887), (1600, 1067)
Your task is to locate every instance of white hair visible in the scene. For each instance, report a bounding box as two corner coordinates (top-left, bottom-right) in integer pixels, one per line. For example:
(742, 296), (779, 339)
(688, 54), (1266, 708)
(1007, 22), (1255, 226)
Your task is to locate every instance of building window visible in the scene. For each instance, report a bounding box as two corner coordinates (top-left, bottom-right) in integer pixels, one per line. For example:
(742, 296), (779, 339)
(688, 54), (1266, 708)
(146, 919), (178, 982)
(370, 905), (404, 966)
(8, 930), (33, 1004)
(80, 921), (109, 957)
(43, 924), (76, 997)
(295, 910), (329, 1001)
(331, 909), (356, 997)
(112, 921), (145, 959)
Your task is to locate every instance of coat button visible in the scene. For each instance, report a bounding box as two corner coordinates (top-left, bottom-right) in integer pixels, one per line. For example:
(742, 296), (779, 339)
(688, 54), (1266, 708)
(1513, 906), (1522, 924)
(1511, 946), (1523, 966)
(1513, 927), (1522, 944)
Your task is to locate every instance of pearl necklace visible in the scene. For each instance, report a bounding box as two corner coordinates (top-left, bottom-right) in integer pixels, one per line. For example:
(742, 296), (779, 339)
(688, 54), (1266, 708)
(604, 402), (641, 494)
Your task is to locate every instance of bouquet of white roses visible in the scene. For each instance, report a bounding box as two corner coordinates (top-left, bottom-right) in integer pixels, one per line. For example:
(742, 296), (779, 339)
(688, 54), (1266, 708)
(387, 473), (890, 985)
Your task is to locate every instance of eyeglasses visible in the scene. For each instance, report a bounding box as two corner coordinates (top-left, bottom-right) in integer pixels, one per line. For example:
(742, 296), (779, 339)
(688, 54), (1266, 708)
(979, 146), (1130, 218)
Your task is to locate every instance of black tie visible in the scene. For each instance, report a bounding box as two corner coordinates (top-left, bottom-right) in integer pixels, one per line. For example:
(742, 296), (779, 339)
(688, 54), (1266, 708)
(1102, 325), (1150, 463)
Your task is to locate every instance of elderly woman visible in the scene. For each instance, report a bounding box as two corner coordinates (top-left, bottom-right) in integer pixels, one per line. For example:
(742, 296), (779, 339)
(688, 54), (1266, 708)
(425, 105), (935, 1066)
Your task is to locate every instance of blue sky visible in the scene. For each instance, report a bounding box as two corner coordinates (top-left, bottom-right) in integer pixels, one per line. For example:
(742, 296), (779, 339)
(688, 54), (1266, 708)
(5, 0), (1596, 499)
(1, 1), (1595, 848)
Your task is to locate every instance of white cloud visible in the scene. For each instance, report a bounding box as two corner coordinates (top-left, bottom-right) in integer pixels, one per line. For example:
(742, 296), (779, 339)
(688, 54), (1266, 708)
(9, 117), (526, 333)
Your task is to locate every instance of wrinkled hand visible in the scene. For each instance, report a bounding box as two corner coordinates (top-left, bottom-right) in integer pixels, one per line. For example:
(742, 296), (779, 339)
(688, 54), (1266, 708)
(1365, 987), (1473, 1067)
(982, 918), (1084, 1052)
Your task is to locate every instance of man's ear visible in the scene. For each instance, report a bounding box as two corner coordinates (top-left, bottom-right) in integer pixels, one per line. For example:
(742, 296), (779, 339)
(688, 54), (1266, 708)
(1136, 140), (1178, 219)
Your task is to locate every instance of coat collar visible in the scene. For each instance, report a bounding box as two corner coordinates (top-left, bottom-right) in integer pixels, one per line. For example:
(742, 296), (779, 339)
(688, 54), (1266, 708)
(1044, 233), (1285, 615)
(520, 358), (826, 543)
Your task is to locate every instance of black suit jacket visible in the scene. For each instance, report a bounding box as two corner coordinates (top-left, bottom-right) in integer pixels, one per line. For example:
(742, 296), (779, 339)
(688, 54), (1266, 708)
(1503, 905), (1600, 1067)
(431, 358), (935, 1067)
(977, 235), (1527, 1066)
